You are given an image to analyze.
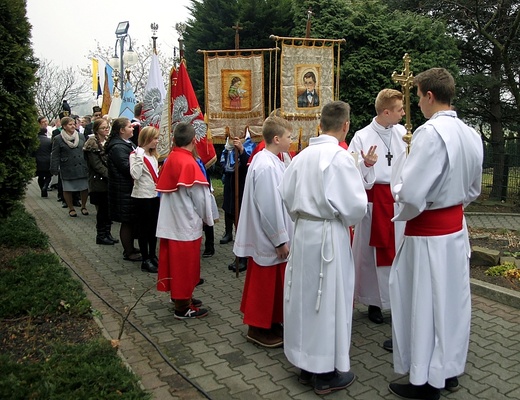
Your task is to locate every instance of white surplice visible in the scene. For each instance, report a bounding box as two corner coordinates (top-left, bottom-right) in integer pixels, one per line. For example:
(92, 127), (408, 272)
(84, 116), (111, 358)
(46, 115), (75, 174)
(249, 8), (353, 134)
(279, 135), (368, 374)
(349, 119), (407, 309)
(156, 185), (214, 241)
(233, 149), (293, 266)
(389, 110), (483, 388)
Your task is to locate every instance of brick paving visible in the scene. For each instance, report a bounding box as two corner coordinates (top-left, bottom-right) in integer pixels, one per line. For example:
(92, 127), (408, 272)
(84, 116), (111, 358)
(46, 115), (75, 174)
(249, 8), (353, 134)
(24, 179), (520, 399)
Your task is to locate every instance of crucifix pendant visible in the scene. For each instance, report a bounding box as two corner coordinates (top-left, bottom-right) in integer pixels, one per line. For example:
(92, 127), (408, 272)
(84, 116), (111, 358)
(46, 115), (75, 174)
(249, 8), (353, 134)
(386, 151), (393, 166)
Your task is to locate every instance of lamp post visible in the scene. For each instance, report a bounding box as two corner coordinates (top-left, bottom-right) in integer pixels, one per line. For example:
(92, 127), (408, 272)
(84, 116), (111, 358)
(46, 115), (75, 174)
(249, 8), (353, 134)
(108, 21), (138, 96)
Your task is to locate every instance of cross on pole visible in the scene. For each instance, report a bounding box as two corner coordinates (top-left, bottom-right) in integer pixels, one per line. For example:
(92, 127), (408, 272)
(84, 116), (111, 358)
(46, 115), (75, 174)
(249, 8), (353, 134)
(232, 22), (242, 50)
(392, 53), (414, 153)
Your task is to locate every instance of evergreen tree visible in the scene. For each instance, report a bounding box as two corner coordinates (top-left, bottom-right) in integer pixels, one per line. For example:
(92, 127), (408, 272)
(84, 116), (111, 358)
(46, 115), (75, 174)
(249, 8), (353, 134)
(184, 0), (294, 110)
(385, 0), (520, 200)
(0, 0), (39, 218)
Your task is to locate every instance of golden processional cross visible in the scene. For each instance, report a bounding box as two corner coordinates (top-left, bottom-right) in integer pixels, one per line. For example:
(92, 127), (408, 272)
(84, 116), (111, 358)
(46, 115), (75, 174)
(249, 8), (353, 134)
(392, 53), (414, 154)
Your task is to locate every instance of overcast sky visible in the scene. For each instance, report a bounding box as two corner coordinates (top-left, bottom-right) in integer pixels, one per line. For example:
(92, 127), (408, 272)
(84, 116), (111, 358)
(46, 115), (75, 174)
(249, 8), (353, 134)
(26, 0), (192, 69)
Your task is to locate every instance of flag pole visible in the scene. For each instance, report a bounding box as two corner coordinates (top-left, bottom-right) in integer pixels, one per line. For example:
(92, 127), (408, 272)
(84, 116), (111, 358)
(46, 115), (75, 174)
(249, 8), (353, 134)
(232, 21), (242, 278)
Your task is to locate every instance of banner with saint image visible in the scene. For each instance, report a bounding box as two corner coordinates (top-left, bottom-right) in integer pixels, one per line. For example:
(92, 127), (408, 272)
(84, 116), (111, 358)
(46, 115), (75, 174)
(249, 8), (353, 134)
(276, 38), (339, 151)
(205, 53), (265, 143)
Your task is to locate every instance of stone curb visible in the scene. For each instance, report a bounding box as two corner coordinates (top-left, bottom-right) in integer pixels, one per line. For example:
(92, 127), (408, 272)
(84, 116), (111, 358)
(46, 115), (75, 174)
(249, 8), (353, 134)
(470, 278), (520, 309)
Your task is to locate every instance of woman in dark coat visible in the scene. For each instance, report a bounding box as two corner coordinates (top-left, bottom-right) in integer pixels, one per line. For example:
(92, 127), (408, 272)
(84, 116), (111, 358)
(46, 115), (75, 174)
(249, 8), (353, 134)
(105, 117), (140, 261)
(83, 118), (118, 245)
(50, 116), (89, 217)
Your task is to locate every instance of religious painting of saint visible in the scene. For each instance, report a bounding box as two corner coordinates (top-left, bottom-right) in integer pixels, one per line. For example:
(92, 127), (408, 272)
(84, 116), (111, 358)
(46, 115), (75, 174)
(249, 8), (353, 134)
(222, 69), (252, 111)
(296, 66), (320, 108)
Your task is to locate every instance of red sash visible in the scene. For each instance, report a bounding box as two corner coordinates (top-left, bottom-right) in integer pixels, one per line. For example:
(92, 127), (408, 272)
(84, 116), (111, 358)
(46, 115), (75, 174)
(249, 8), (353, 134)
(405, 205), (463, 236)
(367, 184), (395, 267)
(143, 156), (158, 184)
(130, 151), (158, 184)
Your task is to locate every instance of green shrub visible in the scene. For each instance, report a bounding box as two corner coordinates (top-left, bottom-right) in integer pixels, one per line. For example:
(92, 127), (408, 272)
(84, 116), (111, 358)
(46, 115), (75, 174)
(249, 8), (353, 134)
(485, 262), (517, 277)
(0, 203), (48, 249)
(0, 339), (151, 399)
(0, 252), (90, 318)
(0, 0), (39, 218)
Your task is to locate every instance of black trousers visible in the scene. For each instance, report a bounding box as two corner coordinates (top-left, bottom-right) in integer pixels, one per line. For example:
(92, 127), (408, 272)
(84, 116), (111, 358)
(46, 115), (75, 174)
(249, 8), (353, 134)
(133, 197), (160, 260)
(36, 171), (52, 190)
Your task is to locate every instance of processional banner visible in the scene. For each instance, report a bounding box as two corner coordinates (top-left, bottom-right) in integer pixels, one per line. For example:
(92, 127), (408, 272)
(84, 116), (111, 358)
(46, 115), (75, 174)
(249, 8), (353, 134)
(274, 36), (342, 151)
(157, 62), (216, 166)
(204, 53), (265, 143)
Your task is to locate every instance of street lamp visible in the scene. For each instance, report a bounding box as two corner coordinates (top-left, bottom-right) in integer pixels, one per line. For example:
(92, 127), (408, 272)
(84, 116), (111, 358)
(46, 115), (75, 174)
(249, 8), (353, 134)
(108, 21), (138, 96)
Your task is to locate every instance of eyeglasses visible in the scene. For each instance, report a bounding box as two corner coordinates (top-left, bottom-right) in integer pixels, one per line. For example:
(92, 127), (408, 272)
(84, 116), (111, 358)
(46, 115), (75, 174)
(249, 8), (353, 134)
(99, 126), (109, 130)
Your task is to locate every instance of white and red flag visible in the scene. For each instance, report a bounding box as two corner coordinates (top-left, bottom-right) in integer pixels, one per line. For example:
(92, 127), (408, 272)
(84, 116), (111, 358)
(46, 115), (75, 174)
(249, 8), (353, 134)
(170, 61), (216, 167)
(142, 51), (166, 128)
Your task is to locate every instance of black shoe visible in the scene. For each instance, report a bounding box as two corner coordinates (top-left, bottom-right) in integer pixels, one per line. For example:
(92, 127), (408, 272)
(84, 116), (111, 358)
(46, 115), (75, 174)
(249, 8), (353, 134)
(368, 305), (384, 324)
(299, 370), (314, 385)
(383, 338), (393, 352)
(73, 200), (81, 207)
(219, 232), (233, 244)
(444, 377), (459, 392)
(174, 305), (208, 319)
(228, 258), (247, 272)
(314, 370), (356, 395)
(202, 248), (215, 258)
(61, 202), (68, 208)
(123, 252), (142, 262)
(141, 259), (158, 273)
(106, 232), (119, 244)
(41, 189), (48, 198)
(150, 256), (159, 267)
(196, 278), (205, 286)
(388, 382), (440, 400)
(96, 235), (115, 245)
(170, 298), (202, 307)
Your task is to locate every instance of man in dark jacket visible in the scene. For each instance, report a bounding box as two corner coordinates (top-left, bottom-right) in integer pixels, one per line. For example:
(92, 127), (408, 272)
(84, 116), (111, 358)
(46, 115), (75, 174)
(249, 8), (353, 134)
(34, 121), (52, 197)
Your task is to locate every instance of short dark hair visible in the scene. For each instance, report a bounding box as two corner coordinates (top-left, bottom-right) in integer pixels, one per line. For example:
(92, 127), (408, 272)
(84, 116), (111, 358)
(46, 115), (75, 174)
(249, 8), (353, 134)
(262, 116), (292, 144)
(174, 122), (195, 147)
(303, 71), (316, 83)
(413, 68), (455, 105)
(37, 116), (47, 124)
(320, 101), (350, 133)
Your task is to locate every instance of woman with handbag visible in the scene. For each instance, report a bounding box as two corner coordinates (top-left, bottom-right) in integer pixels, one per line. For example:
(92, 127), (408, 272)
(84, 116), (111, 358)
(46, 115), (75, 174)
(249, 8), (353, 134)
(83, 118), (118, 245)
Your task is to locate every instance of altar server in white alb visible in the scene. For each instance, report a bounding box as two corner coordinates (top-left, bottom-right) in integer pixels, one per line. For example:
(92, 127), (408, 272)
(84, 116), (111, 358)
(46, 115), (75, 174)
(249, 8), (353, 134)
(388, 68), (483, 400)
(280, 101), (377, 396)
(349, 89), (407, 324)
(233, 116), (293, 349)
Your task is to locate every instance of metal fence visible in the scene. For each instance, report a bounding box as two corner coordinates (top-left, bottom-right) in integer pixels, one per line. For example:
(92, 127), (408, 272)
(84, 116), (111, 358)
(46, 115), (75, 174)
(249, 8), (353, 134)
(482, 139), (520, 203)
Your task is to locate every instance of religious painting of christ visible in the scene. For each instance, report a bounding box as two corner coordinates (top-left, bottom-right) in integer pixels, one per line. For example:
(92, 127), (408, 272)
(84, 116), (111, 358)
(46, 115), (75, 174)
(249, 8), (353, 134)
(222, 69), (252, 111)
(296, 65), (321, 108)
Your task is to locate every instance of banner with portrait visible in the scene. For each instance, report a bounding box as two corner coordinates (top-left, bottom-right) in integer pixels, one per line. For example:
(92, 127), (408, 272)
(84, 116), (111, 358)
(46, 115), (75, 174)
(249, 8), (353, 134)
(274, 37), (343, 151)
(204, 52), (265, 143)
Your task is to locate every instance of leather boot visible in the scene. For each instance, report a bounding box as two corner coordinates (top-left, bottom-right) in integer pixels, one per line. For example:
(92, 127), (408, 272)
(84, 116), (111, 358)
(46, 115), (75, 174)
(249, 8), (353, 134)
(220, 214), (234, 244)
(96, 228), (115, 245)
(106, 224), (119, 243)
